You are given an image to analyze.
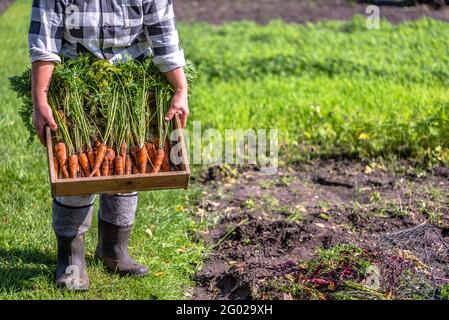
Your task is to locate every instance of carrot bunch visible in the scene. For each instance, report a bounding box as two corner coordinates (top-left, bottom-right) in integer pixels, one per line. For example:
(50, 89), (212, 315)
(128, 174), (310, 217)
(11, 55), (196, 151)
(53, 138), (174, 179)
(43, 56), (183, 180)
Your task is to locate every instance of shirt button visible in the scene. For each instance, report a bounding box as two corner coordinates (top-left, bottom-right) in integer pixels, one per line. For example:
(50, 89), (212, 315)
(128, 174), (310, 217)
(103, 25), (108, 30)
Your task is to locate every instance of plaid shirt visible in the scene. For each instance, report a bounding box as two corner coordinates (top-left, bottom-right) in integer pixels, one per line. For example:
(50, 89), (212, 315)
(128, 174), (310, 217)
(28, 0), (185, 72)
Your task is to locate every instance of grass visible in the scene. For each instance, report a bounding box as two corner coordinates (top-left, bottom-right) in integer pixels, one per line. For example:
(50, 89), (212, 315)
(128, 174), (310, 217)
(1, 0), (449, 299)
(0, 1), (204, 300)
(181, 18), (449, 165)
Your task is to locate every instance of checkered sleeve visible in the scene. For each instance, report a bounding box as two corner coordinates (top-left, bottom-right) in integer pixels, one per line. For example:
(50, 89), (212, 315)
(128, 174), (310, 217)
(143, 0), (185, 72)
(28, 0), (65, 64)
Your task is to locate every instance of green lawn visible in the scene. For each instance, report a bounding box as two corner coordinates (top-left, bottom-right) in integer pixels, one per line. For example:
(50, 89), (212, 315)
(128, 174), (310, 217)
(1, 0), (449, 299)
(182, 18), (449, 164)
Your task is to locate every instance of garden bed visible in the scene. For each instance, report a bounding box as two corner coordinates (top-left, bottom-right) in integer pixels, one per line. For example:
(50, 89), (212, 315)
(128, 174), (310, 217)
(192, 160), (449, 299)
(0, 0), (13, 15)
(174, 0), (449, 24)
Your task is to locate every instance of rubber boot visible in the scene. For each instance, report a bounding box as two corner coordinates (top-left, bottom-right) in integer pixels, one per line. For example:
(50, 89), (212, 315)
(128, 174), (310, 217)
(55, 233), (89, 291)
(95, 219), (148, 277)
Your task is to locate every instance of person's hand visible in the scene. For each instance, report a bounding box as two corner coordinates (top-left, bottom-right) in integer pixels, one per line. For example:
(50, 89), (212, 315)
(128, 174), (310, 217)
(32, 103), (57, 146)
(165, 89), (189, 128)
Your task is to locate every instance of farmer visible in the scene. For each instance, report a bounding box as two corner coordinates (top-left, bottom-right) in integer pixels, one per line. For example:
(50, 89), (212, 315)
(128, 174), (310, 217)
(29, 0), (188, 290)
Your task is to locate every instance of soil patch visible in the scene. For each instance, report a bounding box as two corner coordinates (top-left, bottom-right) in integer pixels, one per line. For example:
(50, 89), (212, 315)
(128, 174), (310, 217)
(191, 160), (449, 299)
(174, 0), (449, 24)
(0, 0), (13, 15)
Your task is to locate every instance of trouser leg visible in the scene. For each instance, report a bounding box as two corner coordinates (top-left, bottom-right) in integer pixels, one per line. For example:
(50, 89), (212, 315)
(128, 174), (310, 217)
(52, 195), (95, 237)
(98, 192), (138, 227)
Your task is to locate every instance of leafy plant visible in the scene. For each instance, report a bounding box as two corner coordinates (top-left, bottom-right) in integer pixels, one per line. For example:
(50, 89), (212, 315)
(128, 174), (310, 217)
(9, 54), (196, 177)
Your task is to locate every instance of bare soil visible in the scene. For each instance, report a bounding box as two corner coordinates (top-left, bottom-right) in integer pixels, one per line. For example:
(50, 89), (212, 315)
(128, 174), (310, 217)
(0, 0), (13, 15)
(174, 0), (449, 24)
(191, 160), (449, 299)
(3, 0), (447, 22)
(2, 0), (447, 22)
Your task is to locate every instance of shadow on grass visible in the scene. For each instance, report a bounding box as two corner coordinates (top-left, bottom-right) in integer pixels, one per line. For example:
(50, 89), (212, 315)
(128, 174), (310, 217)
(0, 246), (55, 292)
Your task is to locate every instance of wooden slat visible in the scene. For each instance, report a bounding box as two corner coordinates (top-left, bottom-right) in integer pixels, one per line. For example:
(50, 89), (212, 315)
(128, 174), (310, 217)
(174, 114), (191, 189)
(46, 127), (56, 197)
(53, 172), (190, 196)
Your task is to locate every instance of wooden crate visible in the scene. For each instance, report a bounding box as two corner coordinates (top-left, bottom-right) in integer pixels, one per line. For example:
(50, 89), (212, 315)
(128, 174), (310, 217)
(46, 115), (190, 197)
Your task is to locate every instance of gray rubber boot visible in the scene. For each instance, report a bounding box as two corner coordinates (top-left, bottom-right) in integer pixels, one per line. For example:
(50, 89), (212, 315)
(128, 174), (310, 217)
(55, 233), (89, 291)
(95, 219), (148, 277)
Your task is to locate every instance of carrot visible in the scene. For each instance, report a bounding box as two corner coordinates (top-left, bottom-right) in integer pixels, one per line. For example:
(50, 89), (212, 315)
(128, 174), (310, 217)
(55, 142), (69, 178)
(161, 141), (171, 172)
(87, 149), (100, 177)
(132, 164), (139, 175)
(120, 143), (127, 168)
(151, 149), (165, 173)
(146, 142), (157, 166)
(79, 152), (91, 176)
(161, 153), (170, 172)
(53, 155), (59, 179)
(106, 148), (116, 174)
(114, 155), (124, 175)
(69, 154), (80, 178)
(101, 159), (109, 176)
(87, 149), (95, 168)
(137, 146), (148, 174)
(125, 155), (132, 175)
(90, 143), (107, 177)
